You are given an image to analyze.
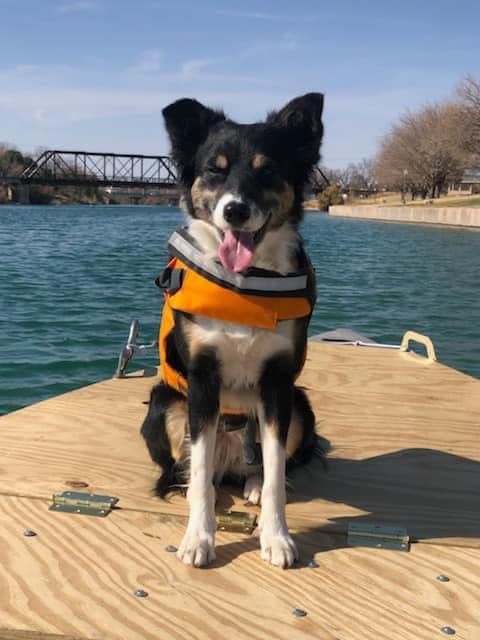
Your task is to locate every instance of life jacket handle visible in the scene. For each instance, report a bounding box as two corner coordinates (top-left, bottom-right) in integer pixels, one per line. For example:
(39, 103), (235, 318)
(156, 264), (185, 295)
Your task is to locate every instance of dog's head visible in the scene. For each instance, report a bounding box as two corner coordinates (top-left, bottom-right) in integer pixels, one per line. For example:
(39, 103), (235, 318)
(163, 93), (324, 272)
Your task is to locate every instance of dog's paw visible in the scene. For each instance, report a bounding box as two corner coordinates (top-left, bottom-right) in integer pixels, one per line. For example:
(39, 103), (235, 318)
(177, 530), (216, 567)
(260, 530), (298, 569)
(243, 474), (262, 505)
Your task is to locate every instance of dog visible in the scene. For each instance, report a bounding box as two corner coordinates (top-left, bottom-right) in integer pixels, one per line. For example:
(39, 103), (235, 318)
(141, 93), (324, 568)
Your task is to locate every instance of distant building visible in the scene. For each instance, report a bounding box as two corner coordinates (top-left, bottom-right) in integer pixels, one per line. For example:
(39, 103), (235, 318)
(448, 168), (480, 195)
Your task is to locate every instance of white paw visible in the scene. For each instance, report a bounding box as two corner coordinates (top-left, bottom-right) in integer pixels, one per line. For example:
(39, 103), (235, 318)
(260, 530), (298, 569)
(243, 475), (262, 505)
(177, 529), (216, 567)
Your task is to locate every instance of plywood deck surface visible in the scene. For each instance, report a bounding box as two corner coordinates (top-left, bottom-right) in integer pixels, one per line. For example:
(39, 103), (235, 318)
(1, 342), (479, 639)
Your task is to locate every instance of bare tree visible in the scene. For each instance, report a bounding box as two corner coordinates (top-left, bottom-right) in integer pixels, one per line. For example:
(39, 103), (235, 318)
(456, 75), (480, 156)
(319, 165), (351, 191)
(374, 103), (466, 199)
(347, 158), (376, 191)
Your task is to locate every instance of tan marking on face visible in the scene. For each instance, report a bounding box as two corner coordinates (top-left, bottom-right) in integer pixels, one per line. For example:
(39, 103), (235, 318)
(252, 153), (267, 169)
(263, 180), (295, 226)
(191, 176), (221, 222)
(215, 154), (229, 170)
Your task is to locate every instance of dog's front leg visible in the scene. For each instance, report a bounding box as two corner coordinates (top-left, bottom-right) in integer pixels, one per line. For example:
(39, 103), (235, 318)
(257, 354), (298, 568)
(177, 349), (220, 567)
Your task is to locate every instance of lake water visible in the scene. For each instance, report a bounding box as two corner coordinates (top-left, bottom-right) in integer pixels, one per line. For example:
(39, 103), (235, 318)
(1, 205), (479, 415)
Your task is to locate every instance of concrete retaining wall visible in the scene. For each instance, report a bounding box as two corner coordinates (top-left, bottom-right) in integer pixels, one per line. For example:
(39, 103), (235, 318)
(329, 205), (480, 228)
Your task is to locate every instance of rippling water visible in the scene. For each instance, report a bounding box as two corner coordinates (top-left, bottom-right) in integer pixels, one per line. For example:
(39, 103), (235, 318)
(1, 205), (479, 415)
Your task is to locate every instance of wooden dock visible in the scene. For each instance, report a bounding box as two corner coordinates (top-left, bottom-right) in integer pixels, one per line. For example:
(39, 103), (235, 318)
(0, 340), (479, 639)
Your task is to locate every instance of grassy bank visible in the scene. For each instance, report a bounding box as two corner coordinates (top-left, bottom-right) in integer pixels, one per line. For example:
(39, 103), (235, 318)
(350, 193), (480, 208)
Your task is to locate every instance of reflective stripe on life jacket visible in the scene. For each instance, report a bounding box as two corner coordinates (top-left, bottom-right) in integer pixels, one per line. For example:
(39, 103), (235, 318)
(157, 228), (316, 409)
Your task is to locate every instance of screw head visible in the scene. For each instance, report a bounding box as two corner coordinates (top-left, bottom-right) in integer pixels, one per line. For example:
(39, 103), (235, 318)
(23, 529), (37, 537)
(437, 575), (450, 582)
(292, 608), (307, 618)
(441, 627), (456, 635)
(307, 559), (319, 568)
(165, 545), (178, 553)
(133, 589), (148, 598)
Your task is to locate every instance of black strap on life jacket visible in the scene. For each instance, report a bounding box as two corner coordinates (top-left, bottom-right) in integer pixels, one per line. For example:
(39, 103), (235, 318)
(156, 266), (184, 295)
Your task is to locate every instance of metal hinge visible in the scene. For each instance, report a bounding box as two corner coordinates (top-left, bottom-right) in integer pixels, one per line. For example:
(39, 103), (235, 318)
(216, 510), (257, 534)
(347, 522), (410, 551)
(50, 491), (119, 517)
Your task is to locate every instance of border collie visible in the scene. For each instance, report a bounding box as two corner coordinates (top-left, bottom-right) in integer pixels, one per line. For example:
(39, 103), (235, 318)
(141, 93), (324, 568)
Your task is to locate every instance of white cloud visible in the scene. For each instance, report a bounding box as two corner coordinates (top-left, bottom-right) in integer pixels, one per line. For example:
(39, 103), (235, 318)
(215, 9), (282, 20)
(237, 33), (302, 60)
(0, 57), (448, 166)
(58, 1), (97, 13)
(129, 49), (163, 74)
(13, 64), (40, 74)
(214, 9), (316, 22)
(179, 58), (214, 78)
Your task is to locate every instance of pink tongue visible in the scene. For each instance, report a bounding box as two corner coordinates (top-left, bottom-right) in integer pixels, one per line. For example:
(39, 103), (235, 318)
(219, 230), (255, 272)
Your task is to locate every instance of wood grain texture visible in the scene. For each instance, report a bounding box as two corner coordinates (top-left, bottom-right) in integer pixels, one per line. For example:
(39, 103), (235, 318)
(0, 631), (91, 639)
(1, 343), (479, 546)
(1, 496), (479, 640)
(1, 342), (480, 638)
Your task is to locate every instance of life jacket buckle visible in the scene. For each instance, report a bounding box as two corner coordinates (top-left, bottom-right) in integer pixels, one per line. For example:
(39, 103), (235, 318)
(156, 267), (184, 295)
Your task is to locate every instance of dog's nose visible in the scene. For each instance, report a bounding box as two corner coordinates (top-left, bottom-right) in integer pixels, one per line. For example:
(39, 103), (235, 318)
(223, 201), (250, 225)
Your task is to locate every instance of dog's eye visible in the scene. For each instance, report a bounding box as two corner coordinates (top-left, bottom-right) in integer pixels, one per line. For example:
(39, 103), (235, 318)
(256, 164), (277, 184)
(254, 159), (276, 176)
(207, 165), (228, 175)
(205, 154), (230, 176)
(205, 163), (229, 178)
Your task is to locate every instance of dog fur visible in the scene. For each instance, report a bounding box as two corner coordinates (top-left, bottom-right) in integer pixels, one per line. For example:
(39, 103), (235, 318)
(141, 93), (324, 568)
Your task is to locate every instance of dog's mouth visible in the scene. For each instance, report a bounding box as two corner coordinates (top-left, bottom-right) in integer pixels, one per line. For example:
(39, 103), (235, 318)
(218, 214), (271, 272)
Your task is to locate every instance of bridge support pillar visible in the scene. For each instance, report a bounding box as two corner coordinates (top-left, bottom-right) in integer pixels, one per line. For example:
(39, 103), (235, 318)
(9, 184), (30, 204)
(17, 184), (30, 204)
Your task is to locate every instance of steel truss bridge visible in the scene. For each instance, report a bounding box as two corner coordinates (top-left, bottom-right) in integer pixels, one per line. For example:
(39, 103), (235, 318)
(0, 150), (178, 189)
(0, 149), (327, 203)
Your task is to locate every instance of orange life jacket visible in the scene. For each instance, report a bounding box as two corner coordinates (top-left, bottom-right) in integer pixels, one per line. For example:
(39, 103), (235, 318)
(157, 228), (316, 411)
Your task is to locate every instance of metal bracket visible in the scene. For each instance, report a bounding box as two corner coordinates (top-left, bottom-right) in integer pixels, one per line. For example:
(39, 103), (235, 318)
(50, 491), (119, 517)
(114, 319), (157, 378)
(347, 522), (410, 551)
(216, 510), (257, 534)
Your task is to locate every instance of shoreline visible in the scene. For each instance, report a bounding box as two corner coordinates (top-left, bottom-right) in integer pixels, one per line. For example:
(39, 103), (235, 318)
(329, 205), (480, 228)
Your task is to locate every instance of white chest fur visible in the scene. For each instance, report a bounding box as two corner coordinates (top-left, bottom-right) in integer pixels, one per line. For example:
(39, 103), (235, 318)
(191, 317), (295, 388)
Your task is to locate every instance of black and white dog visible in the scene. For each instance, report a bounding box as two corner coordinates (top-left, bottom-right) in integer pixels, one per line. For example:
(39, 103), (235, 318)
(141, 93), (324, 568)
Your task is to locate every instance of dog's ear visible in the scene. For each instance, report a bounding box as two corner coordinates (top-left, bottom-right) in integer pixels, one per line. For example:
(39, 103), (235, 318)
(162, 98), (226, 184)
(267, 93), (324, 167)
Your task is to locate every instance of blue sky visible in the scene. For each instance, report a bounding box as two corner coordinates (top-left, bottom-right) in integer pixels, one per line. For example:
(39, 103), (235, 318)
(1, 0), (479, 168)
